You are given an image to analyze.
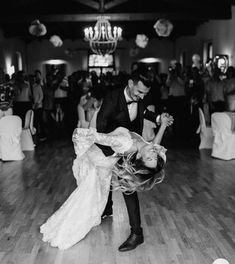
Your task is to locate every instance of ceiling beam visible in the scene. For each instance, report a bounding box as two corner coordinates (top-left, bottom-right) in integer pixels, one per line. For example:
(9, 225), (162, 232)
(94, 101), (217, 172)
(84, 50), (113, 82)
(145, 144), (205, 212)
(73, 0), (99, 10)
(1, 11), (231, 23)
(104, 0), (129, 10)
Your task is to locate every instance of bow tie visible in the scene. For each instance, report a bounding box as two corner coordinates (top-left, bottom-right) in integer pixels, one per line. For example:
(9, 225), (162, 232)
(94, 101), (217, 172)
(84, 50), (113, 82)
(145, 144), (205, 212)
(126, 100), (138, 105)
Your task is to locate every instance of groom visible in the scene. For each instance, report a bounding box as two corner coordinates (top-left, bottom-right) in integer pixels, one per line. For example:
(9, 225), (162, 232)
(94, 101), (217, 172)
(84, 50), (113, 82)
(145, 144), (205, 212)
(96, 68), (163, 252)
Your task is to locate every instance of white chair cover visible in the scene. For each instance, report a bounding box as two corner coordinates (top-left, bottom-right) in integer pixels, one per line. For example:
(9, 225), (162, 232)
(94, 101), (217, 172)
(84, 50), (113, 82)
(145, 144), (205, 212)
(196, 107), (214, 149)
(20, 110), (35, 151)
(211, 112), (235, 160)
(0, 115), (25, 161)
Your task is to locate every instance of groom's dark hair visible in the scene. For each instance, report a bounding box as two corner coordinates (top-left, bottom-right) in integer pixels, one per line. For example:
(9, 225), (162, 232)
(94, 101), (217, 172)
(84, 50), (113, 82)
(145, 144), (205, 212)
(130, 68), (152, 88)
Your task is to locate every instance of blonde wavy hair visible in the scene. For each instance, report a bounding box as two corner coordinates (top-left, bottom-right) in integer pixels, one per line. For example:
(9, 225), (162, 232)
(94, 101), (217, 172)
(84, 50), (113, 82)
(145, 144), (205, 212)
(111, 152), (165, 195)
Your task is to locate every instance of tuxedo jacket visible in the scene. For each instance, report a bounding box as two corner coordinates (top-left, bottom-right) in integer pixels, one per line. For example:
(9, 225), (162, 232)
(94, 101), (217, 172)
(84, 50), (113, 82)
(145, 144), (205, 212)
(96, 88), (159, 156)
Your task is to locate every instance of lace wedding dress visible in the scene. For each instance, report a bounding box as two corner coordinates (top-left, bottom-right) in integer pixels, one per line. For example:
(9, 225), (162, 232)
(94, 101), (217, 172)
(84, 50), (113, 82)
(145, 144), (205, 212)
(40, 127), (133, 250)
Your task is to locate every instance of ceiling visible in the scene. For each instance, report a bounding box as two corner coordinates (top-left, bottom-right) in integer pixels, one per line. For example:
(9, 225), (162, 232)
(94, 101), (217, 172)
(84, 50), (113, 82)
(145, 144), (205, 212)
(0, 0), (233, 42)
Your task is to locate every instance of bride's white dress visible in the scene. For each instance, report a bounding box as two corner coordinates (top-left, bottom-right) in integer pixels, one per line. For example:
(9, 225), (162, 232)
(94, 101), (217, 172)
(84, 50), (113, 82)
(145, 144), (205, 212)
(40, 127), (133, 250)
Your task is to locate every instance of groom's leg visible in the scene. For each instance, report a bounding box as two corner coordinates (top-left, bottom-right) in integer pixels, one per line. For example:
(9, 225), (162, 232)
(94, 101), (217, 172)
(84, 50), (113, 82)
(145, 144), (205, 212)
(122, 192), (142, 234)
(102, 188), (113, 218)
(118, 192), (144, 252)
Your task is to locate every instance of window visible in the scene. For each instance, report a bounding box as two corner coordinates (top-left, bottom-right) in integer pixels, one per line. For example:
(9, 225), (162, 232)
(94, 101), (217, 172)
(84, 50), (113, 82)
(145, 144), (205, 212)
(88, 53), (115, 76)
(89, 54), (114, 67)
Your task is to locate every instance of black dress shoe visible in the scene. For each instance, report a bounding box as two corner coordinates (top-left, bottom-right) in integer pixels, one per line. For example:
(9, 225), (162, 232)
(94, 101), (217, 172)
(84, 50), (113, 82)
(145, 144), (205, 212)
(118, 233), (144, 252)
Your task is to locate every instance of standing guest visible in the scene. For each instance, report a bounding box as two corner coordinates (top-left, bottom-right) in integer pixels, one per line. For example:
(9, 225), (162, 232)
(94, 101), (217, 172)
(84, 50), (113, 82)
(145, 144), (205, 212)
(32, 76), (46, 142)
(13, 71), (33, 125)
(223, 66), (235, 96)
(166, 62), (188, 142)
(205, 67), (225, 114)
(159, 73), (169, 112)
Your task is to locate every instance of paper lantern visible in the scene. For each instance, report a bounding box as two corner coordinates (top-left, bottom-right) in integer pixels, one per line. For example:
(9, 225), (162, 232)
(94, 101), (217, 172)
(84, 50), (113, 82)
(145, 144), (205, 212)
(154, 19), (173, 37)
(29, 20), (47, 37)
(49, 35), (63, 47)
(135, 34), (149, 48)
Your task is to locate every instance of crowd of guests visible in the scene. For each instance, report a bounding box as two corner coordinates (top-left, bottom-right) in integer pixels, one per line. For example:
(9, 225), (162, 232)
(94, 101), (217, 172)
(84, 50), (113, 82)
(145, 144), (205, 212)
(1, 58), (235, 147)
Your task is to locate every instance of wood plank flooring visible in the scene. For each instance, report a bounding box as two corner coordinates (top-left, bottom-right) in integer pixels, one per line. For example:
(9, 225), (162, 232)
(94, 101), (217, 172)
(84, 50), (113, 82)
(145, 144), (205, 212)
(0, 139), (234, 264)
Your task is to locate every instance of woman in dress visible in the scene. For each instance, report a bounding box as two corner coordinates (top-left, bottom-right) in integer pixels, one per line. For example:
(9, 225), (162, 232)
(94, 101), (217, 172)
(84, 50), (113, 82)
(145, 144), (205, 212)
(40, 114), (173, 250)
(77, 90), (103, 129)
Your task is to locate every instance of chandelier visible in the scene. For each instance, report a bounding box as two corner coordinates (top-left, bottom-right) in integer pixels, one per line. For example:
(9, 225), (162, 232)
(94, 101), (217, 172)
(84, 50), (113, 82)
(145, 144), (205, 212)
(84, 16), (122, 55)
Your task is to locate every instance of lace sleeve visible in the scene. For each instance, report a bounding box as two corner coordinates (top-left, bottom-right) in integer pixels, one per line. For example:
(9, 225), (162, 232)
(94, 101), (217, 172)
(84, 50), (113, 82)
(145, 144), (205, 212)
(94, 127), (133, 154)
(72, 127), (97, 157)
(72, 127), (133, 156)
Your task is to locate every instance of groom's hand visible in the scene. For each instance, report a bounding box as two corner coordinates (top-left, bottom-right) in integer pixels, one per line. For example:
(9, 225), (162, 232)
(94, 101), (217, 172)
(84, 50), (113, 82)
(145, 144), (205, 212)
(159, 113), (174, 126)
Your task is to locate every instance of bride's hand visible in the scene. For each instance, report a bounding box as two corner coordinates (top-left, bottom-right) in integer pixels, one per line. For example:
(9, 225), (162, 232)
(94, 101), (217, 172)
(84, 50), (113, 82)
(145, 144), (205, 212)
(161, 114), (174, 127)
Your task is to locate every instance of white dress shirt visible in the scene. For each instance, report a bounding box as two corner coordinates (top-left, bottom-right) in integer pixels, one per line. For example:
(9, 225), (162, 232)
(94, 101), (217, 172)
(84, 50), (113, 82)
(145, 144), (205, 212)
(124, 88), (161, 124)
(124, 88), (138, 121)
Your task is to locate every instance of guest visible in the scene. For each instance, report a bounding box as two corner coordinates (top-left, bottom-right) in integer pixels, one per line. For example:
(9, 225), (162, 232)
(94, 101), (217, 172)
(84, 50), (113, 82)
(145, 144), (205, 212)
(32, 76), (46, 142)
(222, 91), (235, 133)
(205, 67), (225, 114)
(77, 90), (103, 129)
(223, 66), (235, 96)
(166, 62), (188, 141)
(159, 73), (169, 112)
(13, 71), (33, 125)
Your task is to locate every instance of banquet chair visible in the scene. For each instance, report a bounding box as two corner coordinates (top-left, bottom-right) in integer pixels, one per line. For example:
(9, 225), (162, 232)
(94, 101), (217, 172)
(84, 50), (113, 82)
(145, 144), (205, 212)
(196, 107), (214, 149)
(0, 115), (25, 161)
(211, 112), (235, 160)
(20, 109), (36, 151)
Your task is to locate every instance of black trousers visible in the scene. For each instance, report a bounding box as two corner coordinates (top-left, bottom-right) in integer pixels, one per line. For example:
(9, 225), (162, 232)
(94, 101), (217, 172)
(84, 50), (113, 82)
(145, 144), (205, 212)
(104, 189), (142, 235)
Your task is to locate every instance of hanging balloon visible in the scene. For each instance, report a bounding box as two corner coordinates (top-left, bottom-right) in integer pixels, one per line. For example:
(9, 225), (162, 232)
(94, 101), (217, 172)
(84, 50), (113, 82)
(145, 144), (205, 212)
(49, 35), (63, 47)
(29, 20), (47, 37)
(135, 34), (149, 48)
(153, 19), (173, 37)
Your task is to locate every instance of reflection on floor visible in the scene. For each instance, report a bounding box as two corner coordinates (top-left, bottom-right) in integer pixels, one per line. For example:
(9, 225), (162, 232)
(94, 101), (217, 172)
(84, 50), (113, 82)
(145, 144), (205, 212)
(0, 140), (234, 264)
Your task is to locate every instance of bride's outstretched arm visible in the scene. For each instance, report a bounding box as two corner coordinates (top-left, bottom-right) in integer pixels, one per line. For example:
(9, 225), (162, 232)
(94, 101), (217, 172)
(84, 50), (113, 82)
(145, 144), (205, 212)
(93, 131), (123, 149)
(73, 127), (129, 154)
(152, 114), (173, 145)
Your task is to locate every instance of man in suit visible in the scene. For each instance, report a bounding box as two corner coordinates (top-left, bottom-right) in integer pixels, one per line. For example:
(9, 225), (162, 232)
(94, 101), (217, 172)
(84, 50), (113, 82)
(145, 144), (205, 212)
(96, 68), (164, 252)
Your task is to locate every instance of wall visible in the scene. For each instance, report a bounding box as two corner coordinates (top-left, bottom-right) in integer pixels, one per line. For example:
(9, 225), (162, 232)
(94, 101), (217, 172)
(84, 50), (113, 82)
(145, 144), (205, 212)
(175, 6), (235, 67)
(0, 29), (27, 76)
(0, 27), (174, 77)
(26, 37), (174, 76)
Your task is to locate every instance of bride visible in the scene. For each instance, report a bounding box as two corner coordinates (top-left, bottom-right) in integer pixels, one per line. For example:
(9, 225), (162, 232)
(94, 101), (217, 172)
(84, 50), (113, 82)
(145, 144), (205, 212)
(40, 114), (173, 250)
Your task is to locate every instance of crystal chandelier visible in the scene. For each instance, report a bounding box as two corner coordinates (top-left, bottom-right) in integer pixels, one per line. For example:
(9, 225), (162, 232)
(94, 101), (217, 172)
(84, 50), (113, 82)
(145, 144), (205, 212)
(84, 16), (122, 55)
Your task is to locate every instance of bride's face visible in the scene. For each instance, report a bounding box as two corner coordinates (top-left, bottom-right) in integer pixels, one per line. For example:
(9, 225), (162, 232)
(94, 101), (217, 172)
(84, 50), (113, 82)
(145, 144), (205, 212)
(138, 144), (158, 169)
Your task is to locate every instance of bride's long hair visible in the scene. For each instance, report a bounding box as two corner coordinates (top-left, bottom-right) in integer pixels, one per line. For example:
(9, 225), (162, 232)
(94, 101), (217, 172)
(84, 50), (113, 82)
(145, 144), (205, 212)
(111, 152), (165, 195)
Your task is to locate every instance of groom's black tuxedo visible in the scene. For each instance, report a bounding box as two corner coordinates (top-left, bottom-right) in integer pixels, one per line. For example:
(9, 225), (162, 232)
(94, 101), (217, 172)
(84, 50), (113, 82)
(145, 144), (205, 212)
(96, 87), (159, 235)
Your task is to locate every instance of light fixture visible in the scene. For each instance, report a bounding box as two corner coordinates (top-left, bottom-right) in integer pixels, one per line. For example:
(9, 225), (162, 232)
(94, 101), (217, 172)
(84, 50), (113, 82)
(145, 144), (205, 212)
(84, 16), (122, 56)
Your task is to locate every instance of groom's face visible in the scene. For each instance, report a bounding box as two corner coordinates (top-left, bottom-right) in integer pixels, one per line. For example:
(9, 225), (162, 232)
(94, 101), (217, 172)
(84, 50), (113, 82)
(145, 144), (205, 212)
(128, 80), (150, 101)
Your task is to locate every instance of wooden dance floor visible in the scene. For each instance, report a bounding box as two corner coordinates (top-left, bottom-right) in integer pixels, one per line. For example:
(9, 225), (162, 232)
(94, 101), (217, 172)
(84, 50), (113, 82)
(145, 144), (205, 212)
(0, 140), (235, 264)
